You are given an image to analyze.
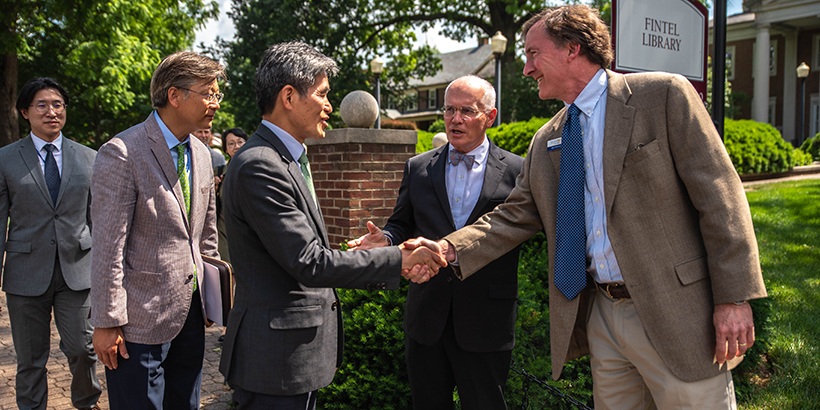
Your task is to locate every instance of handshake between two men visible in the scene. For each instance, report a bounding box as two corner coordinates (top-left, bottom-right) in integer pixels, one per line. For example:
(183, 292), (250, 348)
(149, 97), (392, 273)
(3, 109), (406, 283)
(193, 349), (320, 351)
(353, 221), (455, 284)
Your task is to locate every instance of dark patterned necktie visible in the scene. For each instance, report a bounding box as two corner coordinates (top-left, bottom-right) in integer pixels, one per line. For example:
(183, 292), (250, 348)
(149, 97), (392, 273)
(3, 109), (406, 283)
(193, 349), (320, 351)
(298, 151), (318, 206)
(43, 144), (60, 205)
(449, 150), (476, 168)
(554, 104), (587, 300)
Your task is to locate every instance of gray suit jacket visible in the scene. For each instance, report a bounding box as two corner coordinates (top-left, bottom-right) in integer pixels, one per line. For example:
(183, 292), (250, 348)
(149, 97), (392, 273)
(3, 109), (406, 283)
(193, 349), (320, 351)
(383, 140), (523, 352)
(0, 136), (95, 296)
(219, 123), (402, 396)
(446, 71), (767, 382)
(90, 113), (219, 345)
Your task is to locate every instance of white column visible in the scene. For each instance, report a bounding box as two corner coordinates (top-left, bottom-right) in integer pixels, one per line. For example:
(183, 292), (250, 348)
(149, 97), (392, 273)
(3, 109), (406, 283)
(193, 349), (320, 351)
(783, 32), (798, 143)
(753, 25), (771, 123)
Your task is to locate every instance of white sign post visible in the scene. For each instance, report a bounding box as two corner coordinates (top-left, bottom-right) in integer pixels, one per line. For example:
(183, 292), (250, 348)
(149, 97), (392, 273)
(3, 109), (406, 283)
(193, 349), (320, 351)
(612, 0), (708, 100)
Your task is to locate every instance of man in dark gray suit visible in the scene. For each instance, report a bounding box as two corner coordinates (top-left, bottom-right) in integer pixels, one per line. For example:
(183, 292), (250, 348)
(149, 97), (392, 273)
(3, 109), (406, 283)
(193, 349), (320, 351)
(348, 75), (524, 410)
(0, 77), (101, 410)
(218, 41), (444, 409)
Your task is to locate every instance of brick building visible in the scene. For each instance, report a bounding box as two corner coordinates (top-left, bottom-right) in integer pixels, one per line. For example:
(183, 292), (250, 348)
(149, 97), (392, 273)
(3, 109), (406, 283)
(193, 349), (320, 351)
(710, 0), (820, 144)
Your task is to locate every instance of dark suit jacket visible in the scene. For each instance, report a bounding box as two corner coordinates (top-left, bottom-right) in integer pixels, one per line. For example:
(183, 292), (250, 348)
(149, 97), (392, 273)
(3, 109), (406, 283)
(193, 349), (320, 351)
(90, 113), (219, 345)
(0, 136), (95, 295)
(446, 71), (767, 382)
(219, 123), (403, 396)
(384, 140), (523, 352)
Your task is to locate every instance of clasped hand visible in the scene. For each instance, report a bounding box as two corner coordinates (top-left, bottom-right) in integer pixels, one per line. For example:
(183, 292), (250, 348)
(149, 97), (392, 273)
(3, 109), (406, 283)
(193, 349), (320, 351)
(346, 221), (449, 283)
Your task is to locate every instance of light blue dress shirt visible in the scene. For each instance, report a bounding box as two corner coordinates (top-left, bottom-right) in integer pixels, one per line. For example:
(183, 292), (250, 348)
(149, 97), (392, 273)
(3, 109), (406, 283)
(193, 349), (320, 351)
(31, 132), (63, 176)
(261, 120), (306, 164)
(570, 68), (623, 284)
(154, 111), (191, 185)
(446, 137), (489, 229)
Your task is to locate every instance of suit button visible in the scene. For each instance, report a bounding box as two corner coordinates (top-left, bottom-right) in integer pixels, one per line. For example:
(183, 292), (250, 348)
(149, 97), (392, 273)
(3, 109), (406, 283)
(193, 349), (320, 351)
(331, 301), (338, 311)
(447, 276), (453, 283)
(365, 284), (373, 290)
(54, 214), (59, 219)
(186, 274), (194, 283)
(50, 239), (56, 245)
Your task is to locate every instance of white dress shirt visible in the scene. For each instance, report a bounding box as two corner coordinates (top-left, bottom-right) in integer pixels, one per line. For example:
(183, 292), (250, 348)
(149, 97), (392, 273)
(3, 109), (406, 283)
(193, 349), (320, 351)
(446, 136), (489, 229)
(30, 132), (63, 176)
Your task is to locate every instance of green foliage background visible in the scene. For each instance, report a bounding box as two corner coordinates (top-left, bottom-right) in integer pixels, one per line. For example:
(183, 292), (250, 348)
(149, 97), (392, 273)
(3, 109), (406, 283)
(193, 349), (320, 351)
(8, 0), (218, 148)
(724, 119), (814, 174)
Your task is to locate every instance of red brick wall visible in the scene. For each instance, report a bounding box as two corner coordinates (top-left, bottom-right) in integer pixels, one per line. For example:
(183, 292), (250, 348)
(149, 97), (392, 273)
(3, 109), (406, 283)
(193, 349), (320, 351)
(305, 128), (417, 248)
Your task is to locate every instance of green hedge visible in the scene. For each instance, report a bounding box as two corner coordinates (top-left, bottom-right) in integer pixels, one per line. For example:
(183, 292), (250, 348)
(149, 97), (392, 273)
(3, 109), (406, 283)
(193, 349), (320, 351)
(724, 119), (812, 174)
(799, 134), (820, 161)
(319, 234), (593, 409)
(486, 117), (550, 156)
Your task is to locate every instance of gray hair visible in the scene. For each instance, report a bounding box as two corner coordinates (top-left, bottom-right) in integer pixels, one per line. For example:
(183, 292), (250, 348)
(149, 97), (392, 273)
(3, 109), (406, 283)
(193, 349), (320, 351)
(255, 41), (340, 115)
(444, 75), (496, 111)
(150, 51), (225, 109)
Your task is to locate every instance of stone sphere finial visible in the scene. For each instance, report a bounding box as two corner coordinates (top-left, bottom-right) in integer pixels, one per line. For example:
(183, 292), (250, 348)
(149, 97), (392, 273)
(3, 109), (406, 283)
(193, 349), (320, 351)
(432, 133), (448, 148)
(340, 91), (379, 128)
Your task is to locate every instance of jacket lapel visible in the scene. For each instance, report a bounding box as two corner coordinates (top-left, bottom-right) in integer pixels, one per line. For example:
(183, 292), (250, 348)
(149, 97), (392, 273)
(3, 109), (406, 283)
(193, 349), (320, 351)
(255, 124), (329, 248)
(430, 145), (456, 230)
(602, 70), (635, 217)
(146, 114), (190, 231)
(18, 137), (54, 208)
(465, 140), (508, 224)
(546, 109), (567, 178)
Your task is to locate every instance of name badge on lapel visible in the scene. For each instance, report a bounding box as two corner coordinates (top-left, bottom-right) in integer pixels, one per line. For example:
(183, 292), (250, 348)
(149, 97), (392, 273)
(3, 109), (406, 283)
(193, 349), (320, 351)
(547, 138), (562, 151)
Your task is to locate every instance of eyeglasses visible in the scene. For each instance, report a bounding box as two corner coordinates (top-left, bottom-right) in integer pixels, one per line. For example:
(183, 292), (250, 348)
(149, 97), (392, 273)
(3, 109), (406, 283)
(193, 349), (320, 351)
(29, 101), (66, 114)
(440, 105), (486, 119)
(178, 87), (224, 104)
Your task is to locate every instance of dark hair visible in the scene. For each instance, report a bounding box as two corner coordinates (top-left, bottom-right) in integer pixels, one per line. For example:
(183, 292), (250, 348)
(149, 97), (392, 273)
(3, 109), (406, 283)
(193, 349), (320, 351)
(16, 77), (70, 118)
(522, 5), (613, 69)
(223, 127), (248, 141)
(255, 41), (339, 116)
(150, 51), (226, 109)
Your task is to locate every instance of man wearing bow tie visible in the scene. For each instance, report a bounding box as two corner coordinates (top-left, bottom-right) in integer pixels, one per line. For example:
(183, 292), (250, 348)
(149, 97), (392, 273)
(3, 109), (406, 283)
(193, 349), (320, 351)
(348, 75), (523, 409)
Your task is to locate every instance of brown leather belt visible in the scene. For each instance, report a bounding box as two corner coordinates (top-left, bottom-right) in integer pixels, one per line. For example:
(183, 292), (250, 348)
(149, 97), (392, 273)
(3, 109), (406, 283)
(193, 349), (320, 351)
(597, 282), (631, 299)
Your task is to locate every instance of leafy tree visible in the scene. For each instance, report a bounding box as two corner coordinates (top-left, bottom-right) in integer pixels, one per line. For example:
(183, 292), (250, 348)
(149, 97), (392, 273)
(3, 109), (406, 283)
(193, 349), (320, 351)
(218, 0), (597, 131)
(0, 0), (218, 148)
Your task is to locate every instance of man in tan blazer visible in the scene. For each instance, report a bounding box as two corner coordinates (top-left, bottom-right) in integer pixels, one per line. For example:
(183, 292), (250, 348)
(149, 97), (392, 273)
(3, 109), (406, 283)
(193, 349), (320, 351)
(90, 51), (224, 409)
(422, 5), (767, 409)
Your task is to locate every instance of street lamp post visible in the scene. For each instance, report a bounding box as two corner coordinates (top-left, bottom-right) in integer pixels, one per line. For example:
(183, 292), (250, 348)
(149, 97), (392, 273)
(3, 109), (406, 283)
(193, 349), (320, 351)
(797, 62), (810, 146)
(371, 56), (384, 129)
(490, 31), (507, 127)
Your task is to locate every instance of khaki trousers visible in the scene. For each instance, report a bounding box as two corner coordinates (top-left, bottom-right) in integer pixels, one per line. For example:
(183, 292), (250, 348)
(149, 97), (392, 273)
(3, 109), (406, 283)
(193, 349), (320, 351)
(587, 289), (737, 410)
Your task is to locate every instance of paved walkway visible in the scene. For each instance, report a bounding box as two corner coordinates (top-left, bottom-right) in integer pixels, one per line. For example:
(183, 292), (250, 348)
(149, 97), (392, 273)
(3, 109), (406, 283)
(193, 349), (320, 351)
(1, 169), (818, 409)
(0, 292), (233, 409)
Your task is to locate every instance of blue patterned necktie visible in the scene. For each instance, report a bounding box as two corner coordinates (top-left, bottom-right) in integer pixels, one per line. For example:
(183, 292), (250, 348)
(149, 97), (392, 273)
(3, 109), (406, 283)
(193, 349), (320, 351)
(554, 104), (587, 300)
(43, 144), (60, 205)
(449, 150), (476, 168)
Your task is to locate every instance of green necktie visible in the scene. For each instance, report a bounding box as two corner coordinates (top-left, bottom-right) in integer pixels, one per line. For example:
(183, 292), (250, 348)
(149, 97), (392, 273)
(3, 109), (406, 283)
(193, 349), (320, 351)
(298, 151), (318, 206)
(176, 143), (197, 292)
(176, 143), (191, 218)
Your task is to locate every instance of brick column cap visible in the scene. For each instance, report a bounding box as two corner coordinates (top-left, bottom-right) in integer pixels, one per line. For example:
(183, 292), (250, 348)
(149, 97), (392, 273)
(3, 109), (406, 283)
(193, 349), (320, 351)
(305, 128), (417, 146)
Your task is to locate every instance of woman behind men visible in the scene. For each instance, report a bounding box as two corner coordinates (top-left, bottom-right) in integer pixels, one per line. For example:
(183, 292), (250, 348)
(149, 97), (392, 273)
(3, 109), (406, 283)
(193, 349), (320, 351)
(216, 127), (247, 262)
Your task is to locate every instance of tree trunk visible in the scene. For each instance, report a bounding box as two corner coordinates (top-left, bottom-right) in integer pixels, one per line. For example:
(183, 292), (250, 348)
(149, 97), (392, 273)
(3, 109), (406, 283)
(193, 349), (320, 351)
(0, 52), (19, 148)
(0, 0), (19, 148)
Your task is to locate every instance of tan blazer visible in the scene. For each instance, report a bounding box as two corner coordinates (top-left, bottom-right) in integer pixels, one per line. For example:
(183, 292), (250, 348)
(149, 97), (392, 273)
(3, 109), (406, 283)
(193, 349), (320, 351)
(445, 70), (767, 382)
(90, 113), (219, 345)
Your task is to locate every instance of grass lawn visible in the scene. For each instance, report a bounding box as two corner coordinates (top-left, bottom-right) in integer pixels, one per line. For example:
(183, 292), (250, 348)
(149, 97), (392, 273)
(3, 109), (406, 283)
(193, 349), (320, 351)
(740, 179), (820, 409)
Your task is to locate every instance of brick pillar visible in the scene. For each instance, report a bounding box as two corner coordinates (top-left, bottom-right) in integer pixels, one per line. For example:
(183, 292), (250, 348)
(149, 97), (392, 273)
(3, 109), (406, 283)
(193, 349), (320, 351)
(305, 128), (416, 248)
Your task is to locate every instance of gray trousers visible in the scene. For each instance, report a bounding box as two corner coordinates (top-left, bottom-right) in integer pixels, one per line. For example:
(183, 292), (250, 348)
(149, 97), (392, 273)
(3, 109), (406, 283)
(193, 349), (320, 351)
(5, 257), (101, 410)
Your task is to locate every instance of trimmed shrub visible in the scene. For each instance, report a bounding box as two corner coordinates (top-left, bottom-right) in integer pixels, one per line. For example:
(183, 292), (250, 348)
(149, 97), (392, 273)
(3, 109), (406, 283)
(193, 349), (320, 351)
(416, 130), (434, 153)
(799, 134), (820, 161)
(487, 117), (550, 156)
(382, 119), (418, 130)
(428, 119), (445, 133)
(724, 119), (802, 174)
